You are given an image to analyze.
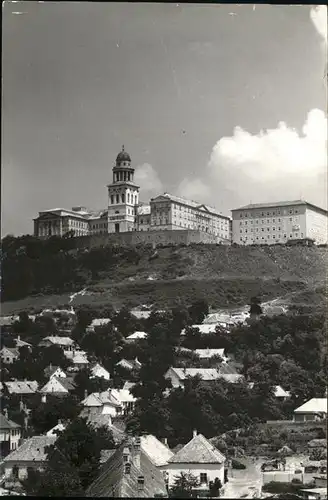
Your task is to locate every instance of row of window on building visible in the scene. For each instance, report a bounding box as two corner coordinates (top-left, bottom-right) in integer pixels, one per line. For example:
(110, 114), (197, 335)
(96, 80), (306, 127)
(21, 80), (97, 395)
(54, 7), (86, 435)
(240, 216), (299, 225)
(239, 208), (300, 218)
(240, 227), (300, 233)
(110, 193), (137, 205)
(240, 232), (303, 241)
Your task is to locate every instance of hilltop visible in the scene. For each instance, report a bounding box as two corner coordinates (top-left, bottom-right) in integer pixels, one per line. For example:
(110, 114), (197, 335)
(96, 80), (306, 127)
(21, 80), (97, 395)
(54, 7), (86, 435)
(1, 236), (327, 315)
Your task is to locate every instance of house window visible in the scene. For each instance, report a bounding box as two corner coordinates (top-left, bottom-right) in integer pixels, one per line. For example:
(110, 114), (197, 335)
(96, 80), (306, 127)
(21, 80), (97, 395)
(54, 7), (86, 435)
(200, 473), (208, 484)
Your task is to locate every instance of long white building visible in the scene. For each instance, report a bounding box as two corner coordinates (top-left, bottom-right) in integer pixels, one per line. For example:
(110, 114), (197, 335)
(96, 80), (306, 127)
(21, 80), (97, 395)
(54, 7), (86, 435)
(231, 200), (328, 245)
(33, 146), (231, 242)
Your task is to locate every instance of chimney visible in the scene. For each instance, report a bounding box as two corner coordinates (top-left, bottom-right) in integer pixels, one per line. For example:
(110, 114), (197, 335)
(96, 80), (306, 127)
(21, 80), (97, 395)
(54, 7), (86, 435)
(193, 429), (197, 438)
(163, 437), (168, 447)
(17, 335), (20, 341)
(58, 419), (62, 426)
(84, 389), (88, 400)
(4, 408), (8, 419)
(133, 437), (141, 469)
(20, 400), (24, 412)
(137, 475), (145, 492)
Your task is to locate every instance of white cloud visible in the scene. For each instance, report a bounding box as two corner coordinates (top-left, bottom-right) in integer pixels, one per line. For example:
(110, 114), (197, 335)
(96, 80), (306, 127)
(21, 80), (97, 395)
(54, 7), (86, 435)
(310, 5), (327, 44)
(177, 109), (327, 212)
(134, 163), (163, 199)
(177, 177), (210, 202)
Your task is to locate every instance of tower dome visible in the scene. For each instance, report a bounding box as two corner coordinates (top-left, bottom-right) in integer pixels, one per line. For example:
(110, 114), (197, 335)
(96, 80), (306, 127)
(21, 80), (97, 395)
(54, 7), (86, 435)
(116, 145), (131, 165)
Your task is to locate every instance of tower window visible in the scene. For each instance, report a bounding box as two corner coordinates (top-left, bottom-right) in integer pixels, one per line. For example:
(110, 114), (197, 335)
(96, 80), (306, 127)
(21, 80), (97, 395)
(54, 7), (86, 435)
(127, 193), (130, 203)
(116, 195), (120, 204)
(111, 196), (114, 204)
(122, 194), (125, 203)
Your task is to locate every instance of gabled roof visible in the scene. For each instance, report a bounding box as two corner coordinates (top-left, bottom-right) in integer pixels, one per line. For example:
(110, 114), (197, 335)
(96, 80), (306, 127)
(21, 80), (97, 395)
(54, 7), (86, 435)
(3, 435), (56, 462)
(71, 352), (89, 364)
(15, 338), (32, 348)
(274, 385), (291, 398)
(140, 435), (174, 466)
(0, 347), (20, 358)
(40, 336), (74, 346)
(44, 365), (66, 378)
(0, 413), (21, 430)
(126, 331), (148, 341)
(40, 377), (75, 393)
(294, 398), (327, 414)
(4, 381), (38, 394)
(82, 391), (122, 408)
(46, 422), (66, 436)
(86, 438), (168, 497)
(169, 433), (226, 464)
(111, 389), (136, 404)
(123, 381), (136, 391)
(167, 367), (243, 384)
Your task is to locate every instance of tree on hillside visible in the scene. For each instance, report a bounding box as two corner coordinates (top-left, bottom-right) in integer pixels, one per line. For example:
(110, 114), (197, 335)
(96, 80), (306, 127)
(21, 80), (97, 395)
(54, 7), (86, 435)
(188, 299), (209, 324)
(249, 296), (263, 317)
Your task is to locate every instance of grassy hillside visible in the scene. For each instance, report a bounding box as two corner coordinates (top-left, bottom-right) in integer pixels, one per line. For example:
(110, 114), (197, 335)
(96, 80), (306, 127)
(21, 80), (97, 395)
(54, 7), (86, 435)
(1, 236), (326, 315)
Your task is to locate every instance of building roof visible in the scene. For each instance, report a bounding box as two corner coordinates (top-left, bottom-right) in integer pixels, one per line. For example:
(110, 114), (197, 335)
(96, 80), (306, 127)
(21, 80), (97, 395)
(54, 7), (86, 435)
(82, 391), (122, 408)
(4, 380), (38, 394)
(100, 449), (116, 464)
(3, 435), (56, 463)
(0, 413), (21, 430)
(116, 146), (131, 164)
(111, 389), (136, 404)
(1, 347), (20, 358)
(140, 435), (174, 467)
(167, 367), (240, 382)
(91, 363), (110, 377)
(88, 318), (112, 329)
(86, 438), (168, 498)
(15, 338), (32, 348)
(123, 381), (136, 391)
(130, 310), (151, 320)
(40, 336), (74, 346)
(126, 331), (148, 341)
(181, 324), (219, 336)
(44, 365), (66, 378)
(231, 199), (328, 215)
(169, 433), (226, 464)
(71, 352), (89, 364)
(274, 385), (291, 398)
(40, 376), (75, 394)
(294, 398), (327, 414)
(194, 349), (226, 359)
(37, 208), (91, 220)
(46, 422), (66, 436)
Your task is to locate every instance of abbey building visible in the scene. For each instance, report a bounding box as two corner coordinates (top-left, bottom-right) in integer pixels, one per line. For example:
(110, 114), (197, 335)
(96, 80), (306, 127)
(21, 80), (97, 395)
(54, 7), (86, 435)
(33, 147), (232, 242)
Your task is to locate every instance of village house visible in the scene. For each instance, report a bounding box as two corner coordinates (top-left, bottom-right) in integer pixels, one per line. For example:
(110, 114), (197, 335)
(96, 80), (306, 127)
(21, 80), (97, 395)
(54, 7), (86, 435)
(46, 420), (66, 437)
(86, 436), (168, 497)
(4, 381), (39, 397)
(111, 388), (137, 415)
(65, 350), (89, 371)
(125, 331), (148, 343)
(164, 367), (243, 390)
(81, 391), (123, 418)
(90, 363), (111, 381)
(86, 318), (112, 333)
(0, 347), (20, 364)
(116, 358), (142, 372)
(248, 383), (291, 400)
(2, 435), (56, 487)
(164, 430), (226, 492)
(43, 365), (67, 379)
(39, 376), (76, 397)
(38, 335), (76, 354)
(14, 336), (32, 351)
(180, 325), (219, 336)
(0, 412), (21, 458)
(294, 398), (327, 422)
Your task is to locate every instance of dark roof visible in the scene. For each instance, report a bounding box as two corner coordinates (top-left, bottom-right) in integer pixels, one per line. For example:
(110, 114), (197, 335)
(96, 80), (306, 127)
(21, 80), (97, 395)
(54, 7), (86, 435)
(86, 438), (168, 498)
(0, 413), (21, 430)
(116, 146), (131, 164)
(44, 365), (60, 377)
(58, 377), (76, 391)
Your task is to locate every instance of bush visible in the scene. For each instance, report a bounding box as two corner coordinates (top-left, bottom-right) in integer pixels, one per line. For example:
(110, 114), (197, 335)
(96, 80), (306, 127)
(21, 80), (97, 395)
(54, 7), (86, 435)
(231, 459), (246, 470)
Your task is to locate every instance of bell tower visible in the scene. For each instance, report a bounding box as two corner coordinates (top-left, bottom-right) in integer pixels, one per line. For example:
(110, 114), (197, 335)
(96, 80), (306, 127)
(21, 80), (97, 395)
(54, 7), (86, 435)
(107, 146), (140, 233)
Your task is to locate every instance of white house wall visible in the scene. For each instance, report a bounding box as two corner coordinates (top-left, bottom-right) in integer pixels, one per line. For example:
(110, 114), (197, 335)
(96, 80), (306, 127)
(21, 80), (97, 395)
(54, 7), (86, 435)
(164, 462), (225, 488)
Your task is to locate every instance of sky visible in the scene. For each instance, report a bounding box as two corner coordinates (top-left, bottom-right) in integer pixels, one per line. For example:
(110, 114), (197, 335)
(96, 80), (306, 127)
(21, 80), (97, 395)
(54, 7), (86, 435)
(2, 2), (327, 236)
